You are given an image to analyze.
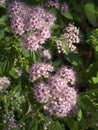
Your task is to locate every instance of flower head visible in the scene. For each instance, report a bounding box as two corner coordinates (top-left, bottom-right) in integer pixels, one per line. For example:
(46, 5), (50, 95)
(34, 75), (77, 117)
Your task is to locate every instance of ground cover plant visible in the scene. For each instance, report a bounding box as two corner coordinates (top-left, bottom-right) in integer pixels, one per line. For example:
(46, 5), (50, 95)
(0, 0), (98, 130)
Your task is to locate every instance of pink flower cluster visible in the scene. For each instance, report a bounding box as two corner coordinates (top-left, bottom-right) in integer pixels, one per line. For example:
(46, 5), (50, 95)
(63, 23), (80, 50)
(45, 0), (60, 9)
(56, 23), (80, 54)
(8, 1), (56, 51)
(34, 65), (78, 117)
(29, 62), (54, 82)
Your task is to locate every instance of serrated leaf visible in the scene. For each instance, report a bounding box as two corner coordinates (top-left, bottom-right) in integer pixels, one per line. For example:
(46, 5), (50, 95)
(84, 3), (96, 26)
(0, 15), (8, 25)
(63, 12), (73, 20)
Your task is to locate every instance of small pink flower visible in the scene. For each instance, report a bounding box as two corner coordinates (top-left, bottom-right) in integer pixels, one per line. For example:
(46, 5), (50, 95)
(22, 33), (40, 51)
(56, 66), (76, 85)
(29, 62), (54, 82)
(11, 16), (25, 35)
(34, 83), (51, 103)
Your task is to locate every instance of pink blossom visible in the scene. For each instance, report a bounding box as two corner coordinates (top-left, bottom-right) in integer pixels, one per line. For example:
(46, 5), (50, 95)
(55, 66), (76, 85)
(29, 62), (54, 82)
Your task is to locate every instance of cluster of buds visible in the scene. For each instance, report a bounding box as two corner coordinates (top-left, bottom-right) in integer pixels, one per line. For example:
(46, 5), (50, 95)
(0, 76), (10, 92)
(45, 0), (60, 9)
(45, 0), (69, 14)
(3, 110), (18, 130)
(56, 23), (80, 54)
(7, 1), (56, 51)
(61, 2), (69, 14)
(33, 65), (78, 117)
(3, 110), (25, 130)
(29, 62), (54, 82)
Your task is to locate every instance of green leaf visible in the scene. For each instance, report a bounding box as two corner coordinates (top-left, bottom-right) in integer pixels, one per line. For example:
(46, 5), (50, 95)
(84, 3), (96, 26)
(0, 29), (4, 40)
(95, 46), (98, 52)
(0, 15), (8, 25)
(28, 118), (38, 130)
(66, 51), (83, 69)
(77, 109), (83, 121)
(91, 72), (98, 84)
(47, 121), (65, 130)
(65, 117), (78, 130)
(78, 96), (96, 113)
(63, 12), (73, 20)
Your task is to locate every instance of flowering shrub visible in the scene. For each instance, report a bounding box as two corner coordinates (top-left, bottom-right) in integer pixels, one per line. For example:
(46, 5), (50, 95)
(0, 0), (98, 130)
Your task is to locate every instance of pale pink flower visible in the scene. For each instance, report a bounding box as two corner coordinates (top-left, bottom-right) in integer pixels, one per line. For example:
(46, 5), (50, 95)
(42, 49), (52, 59)
(0, 76), (10, 92)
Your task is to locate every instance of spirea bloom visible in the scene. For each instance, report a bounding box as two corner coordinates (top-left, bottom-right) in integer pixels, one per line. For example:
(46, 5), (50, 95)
(7, 0), (27, 18)
(0, 76), (10, 92)
(63, 23), (80, 51)
(7, 1), (56, 50)
(45, 0), (60, 9)
(56, 66), (76, 85)
(34, 76), (77, 117)
(56, 23), (80, 54)
(29, 62), (54, 82)
(61, 2), (69, 14)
